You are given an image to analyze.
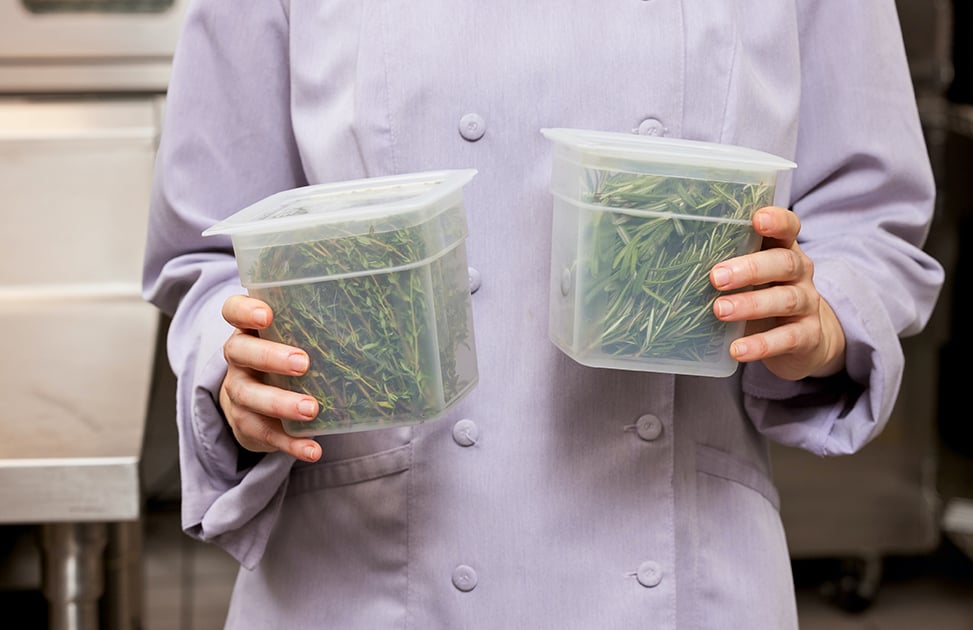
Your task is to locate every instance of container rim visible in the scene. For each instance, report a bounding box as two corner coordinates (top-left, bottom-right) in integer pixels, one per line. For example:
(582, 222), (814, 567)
(540, 128), (797, 172)
(201, 169), (477, 238)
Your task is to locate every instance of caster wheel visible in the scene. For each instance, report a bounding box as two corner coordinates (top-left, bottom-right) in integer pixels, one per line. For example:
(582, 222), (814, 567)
(820, 554), (883, 613)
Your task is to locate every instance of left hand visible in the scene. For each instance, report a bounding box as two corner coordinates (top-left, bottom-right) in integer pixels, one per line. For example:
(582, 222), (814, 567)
(709, 206), (846, 381)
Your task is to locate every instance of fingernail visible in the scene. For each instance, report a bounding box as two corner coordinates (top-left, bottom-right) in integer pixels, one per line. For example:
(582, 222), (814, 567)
(289, 353), (309, 373)
(253, 308), (269, 327)
(715, 299), (734, 317)
(713, 267), (731, 288)
(756, 212), (771, 232)
(298, 399), (317, 417)
(303, 445), (319, 461)
(731, 341), (747, 358)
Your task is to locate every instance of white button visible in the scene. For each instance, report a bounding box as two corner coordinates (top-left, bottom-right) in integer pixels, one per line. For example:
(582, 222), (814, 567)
(468, 267), (481, 294)
(636, 560), (663, 588)
(452, 564), (478, 591)
(636, 118), (666, 136)
(452, 419), (479, 447)
(459, 113), (486, 141)
(635, 414), (663, 442)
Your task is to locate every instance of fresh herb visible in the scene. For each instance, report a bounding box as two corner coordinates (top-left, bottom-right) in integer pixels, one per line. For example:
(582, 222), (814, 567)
(248, 212), (474, 435)
(580, 170), (773, 362)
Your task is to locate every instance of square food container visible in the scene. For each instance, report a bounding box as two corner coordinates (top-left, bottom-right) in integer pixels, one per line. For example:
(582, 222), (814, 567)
(203, 170), (479, 436)
(541, 128), (796, 377)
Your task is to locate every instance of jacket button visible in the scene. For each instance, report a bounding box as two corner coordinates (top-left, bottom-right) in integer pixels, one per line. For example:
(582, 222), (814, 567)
(452, 564), (478, 591)
(636, 560), (663, 588)
(459, 113), (486, 141)
(452, 419), (479, 447)
(636, 117), (666, 136)
(635, 414), (663, 442)
(468, 267), (481, 294)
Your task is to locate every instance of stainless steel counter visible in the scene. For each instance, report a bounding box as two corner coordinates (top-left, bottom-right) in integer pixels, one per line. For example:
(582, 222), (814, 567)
(0, 295), (158, 630)
(0, 296), (156, 523)
(0, 98), (163, 630)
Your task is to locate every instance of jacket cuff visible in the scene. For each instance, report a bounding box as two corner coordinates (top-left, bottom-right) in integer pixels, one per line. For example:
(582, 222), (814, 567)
(742, 257), (902, 456)
(174, 285), (297, 569)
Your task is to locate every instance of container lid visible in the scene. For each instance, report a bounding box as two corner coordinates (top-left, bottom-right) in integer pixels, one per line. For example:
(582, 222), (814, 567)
(540, 128), (796, 173)
(202, 169), (477, 238)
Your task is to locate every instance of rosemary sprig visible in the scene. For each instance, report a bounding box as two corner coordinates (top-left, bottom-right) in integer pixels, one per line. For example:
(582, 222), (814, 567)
(248, 211), (474, 435)
(581, 170), (773, 363)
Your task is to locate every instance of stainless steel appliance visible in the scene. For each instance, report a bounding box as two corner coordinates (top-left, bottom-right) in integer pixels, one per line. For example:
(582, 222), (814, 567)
(0, 0), (186, 93)
(0, 2), (186, 629)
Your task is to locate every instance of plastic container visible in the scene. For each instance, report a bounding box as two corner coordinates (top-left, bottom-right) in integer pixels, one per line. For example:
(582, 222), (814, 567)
(541, 128), (796, 377)
(203, 170), (479, 436)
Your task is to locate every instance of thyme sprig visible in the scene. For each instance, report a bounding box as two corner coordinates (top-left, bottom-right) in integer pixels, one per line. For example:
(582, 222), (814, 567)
(248, 213), (473, 435)
(582, 170), (773, 363)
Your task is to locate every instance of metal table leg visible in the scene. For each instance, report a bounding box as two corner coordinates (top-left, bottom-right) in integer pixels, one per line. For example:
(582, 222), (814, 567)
(101, 521), (143, 630)
(40, 522), (107, 630)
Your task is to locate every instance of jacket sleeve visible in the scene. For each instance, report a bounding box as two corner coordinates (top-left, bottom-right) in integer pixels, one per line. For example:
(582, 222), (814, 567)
(141, 0), (305, 568)
(741, 1), (945, 456)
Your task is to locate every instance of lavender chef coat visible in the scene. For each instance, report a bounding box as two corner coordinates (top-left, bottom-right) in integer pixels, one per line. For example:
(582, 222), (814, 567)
(142, 1), (944, 628)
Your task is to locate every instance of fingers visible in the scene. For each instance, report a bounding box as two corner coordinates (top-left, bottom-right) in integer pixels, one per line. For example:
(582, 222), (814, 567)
(220, 386), (322, 462)
(711, 247), (809, 293)
(706, 207), (847, 381)
(223, 366), (319, 421)
(224, 329), (311, 376)
(219, 293), (323, 462)
(753, 205), (801, 244)
(230, 409), (323, 462)
(220, 364), (322, 462)
(714, 283), (812, 321)
(222, 294), (273, 331)
(729, 322), (815, 364)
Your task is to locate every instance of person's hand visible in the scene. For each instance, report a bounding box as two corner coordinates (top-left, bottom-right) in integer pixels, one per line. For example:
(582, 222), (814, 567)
(709, 206), (846, 381)
(219, 294), (322, 462)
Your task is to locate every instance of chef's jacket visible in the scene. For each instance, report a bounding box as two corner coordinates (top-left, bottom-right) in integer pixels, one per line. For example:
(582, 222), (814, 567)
(142, 1), (944, 628)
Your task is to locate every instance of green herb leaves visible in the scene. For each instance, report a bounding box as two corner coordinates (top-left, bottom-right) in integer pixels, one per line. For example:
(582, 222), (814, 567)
(581, 170), (772, 363)
(248, 214), (476, 436)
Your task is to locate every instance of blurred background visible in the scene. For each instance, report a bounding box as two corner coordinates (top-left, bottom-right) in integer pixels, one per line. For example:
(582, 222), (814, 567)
(0, 1), (970, 629)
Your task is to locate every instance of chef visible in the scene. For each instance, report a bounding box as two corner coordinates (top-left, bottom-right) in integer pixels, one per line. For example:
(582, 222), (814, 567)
(142, 1), (943, 627)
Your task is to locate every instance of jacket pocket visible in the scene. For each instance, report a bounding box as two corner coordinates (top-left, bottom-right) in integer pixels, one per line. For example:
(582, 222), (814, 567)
(695, 442), (780, 510)
(227, 441), (414, 629)
(692, 443), (796, 629)
(287, 442), (413, 496)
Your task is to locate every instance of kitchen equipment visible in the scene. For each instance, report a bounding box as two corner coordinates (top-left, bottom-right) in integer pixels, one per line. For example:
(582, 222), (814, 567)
(0, 2), (186, 628)
(0, 0), (187, 93)
(0, 96), (162, 630)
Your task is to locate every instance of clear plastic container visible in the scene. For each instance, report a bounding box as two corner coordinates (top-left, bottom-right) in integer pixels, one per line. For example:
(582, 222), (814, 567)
(203, 170), (479, 436)
(541, 128), (796, 377)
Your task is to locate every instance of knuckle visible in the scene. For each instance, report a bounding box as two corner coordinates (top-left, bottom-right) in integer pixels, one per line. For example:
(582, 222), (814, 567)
(225, 380), (247, 407)
(268, 395), (295, 420)
(745, 256), (762, 280)
(743, 292), (761, 314)
(780, 328), (801, 353)
(257, 424), (281, 450)
(781, 250), (800, 278)
(224, 333), (243, 359)
(802, 253), (815, 277)
(225, 378), (253, 411)
(782, 286), (802, 312)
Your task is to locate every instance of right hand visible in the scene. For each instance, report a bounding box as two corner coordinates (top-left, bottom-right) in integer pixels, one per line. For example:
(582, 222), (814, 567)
(219, 294), (322, 463)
